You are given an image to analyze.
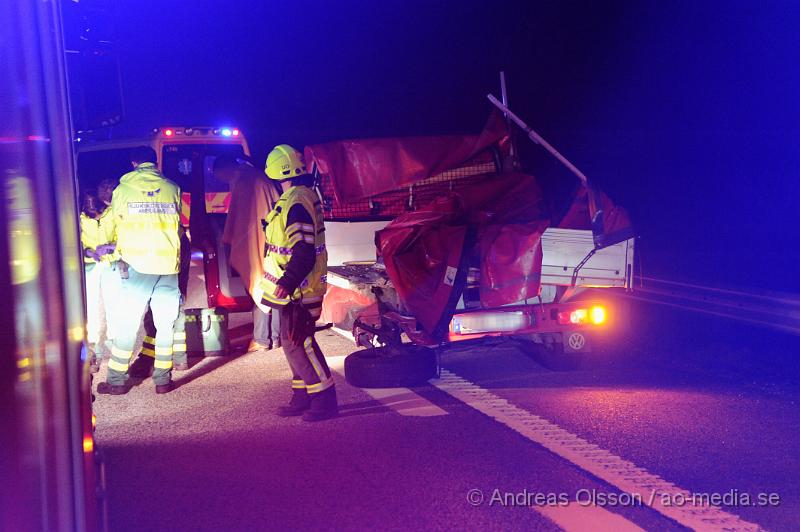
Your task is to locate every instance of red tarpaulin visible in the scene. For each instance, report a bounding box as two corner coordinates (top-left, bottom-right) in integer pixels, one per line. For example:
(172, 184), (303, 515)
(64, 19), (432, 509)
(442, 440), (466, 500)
(557, 185), (634, 247)
(376, 173), (550, 339)
(305, 112), (509, 203)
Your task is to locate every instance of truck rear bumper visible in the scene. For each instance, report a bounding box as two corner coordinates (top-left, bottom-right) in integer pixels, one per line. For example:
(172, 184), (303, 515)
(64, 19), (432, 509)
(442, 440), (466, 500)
(446, 300), (610, 344)
(351, 298), (618, 349)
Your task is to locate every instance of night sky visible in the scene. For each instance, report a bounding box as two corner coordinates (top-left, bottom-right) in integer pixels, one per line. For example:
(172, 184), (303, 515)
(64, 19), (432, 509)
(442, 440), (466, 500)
(107, 0), (799, 292)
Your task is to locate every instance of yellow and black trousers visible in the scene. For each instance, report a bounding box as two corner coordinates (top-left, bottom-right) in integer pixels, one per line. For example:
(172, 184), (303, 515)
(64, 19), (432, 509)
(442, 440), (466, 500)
(279, 304), (334, 395)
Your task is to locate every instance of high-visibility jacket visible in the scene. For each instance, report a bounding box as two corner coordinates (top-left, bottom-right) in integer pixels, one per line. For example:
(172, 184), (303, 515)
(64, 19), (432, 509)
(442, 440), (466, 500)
(258, 185), (327, 313)
(80, 207), (120, 263)
(111, 163), (181, 275)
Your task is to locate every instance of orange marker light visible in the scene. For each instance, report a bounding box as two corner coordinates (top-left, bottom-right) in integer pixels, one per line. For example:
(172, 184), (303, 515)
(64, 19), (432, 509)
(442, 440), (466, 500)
(83, 436), (94, 453)
(558, 305), (608, 326)
(590, 306), (607, 325)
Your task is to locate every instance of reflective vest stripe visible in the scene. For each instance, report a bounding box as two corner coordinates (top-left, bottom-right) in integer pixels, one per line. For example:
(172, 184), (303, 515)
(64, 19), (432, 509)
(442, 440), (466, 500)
(122, 221), (179, 231)
(260, 291), (288, 307)
(286, 222), (314, 235)
(120, 247), (178, 257)
(263, 271), (327, 289)
(266, 243), (326, 257)
(286, 233), (303, 248)
(267, 244), (293, 256)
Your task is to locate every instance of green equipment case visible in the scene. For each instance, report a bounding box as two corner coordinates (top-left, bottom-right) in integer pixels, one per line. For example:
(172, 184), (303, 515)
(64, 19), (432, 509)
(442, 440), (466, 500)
(183, 307), (230, 356)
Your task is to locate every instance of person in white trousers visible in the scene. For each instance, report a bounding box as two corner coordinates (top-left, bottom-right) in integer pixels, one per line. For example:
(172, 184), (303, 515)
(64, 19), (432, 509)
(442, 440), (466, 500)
(80, 190), (121, 373)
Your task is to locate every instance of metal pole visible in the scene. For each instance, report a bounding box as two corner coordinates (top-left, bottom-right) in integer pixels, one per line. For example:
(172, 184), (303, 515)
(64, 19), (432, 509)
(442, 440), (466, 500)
(500, 71), (509, 110)
(499, 72), (517, 164)
(487, 93), (589, 187)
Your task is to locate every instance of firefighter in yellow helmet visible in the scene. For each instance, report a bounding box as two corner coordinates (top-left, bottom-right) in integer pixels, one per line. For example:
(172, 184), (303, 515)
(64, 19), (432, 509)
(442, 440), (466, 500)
(97, 146), (182, 395)
(255, 144), (336, 421)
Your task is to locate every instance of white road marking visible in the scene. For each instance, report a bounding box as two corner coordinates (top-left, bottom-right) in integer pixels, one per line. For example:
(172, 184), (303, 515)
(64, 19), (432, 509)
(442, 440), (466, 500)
(327, 356), (448, 417)
(538, 503), (645, 532)
(330, 326), (356, 342)
(431, 369), (762, 532)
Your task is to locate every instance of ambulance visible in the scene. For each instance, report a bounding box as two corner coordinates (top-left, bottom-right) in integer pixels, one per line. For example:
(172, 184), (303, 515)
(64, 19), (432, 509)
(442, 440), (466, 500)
(75, 126), (254, 312)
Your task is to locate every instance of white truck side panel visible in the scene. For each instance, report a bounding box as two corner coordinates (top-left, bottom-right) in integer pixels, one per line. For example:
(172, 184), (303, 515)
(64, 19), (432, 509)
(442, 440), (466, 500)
(325, 220), (390, 266)
(541, 228), (634, 288)
(325, 223), (634, 292)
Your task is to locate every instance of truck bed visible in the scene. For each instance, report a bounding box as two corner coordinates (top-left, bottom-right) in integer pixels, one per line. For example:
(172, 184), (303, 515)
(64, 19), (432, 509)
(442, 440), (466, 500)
(326, 227), (635, 294)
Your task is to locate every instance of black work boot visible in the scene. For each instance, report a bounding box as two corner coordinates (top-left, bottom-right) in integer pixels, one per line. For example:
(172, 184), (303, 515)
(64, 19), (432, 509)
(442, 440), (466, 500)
(97, 381), (129, 395)
(302, 386), (338, 422)
(276, 389), (311, 417)
(155, 381), (174, 394)
(128, 354), (154, 378)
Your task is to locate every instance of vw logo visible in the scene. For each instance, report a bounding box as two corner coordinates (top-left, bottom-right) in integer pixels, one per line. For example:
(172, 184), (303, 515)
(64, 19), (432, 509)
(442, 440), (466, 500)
(568, 332), (586, 350)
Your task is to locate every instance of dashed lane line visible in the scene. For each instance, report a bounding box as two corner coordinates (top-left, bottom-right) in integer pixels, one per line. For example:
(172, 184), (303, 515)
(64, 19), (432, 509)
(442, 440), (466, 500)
(431, 369), (763, 532)
(327, 356), (448, 417)
(539, 503), (645, 532)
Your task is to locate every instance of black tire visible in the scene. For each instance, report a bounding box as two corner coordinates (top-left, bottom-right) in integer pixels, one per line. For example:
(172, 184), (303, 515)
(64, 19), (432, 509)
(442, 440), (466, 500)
(344, 345), (438, 388)
(528, 343), (584, 371)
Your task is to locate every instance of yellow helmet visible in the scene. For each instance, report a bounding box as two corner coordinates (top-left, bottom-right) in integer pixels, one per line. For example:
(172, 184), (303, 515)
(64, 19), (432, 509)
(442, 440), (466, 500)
(265, 144), (306, 181)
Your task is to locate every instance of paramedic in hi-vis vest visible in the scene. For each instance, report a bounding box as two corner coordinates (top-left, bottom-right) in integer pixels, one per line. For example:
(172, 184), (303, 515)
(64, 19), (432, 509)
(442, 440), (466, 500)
(97, 146), (182, 395)
(255, 144), (337, 421)
(79, 190), (121, 373)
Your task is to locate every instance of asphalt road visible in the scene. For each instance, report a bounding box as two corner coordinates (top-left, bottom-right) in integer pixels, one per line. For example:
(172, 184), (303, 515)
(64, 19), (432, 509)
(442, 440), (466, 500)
(93, 307), (799, 531)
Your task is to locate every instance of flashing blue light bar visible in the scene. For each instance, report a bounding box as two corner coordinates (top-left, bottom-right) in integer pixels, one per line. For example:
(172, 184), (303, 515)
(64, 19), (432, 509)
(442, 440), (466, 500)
(221, 128), (232, 137)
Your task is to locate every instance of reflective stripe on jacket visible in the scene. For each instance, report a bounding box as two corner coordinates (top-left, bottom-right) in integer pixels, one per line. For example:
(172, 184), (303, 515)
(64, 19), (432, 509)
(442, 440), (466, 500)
(111, 163), (181, 275)
(258, 185), (327, 311)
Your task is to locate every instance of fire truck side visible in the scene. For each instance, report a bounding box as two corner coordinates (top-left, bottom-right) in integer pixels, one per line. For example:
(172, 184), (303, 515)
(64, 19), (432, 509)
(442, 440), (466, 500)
(1, 1), (103, 529)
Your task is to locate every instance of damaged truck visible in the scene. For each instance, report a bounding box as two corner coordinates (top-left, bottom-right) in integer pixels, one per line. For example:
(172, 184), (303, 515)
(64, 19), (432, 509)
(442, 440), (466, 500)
(308, 101), (636, 387)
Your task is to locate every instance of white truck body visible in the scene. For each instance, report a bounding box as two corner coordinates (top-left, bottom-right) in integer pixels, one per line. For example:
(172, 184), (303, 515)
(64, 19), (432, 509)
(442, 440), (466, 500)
(325, 222), (635, 293)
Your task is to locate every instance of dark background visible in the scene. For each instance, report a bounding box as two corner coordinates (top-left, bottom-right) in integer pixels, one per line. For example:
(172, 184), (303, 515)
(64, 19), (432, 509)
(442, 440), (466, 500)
(102, 0), (798, 299)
